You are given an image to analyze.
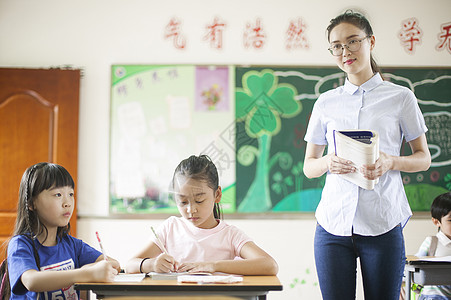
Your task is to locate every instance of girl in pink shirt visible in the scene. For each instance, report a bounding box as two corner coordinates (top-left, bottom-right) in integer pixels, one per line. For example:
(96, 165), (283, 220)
(126, 155), (278, 275)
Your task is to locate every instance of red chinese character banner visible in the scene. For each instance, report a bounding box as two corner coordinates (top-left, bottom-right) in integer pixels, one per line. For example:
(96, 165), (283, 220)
(161, 16), (450, 55)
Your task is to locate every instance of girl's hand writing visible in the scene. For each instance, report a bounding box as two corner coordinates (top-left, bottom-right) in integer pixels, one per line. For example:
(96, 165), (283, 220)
(106, 257), (122, 273)
(83, 260), (118, 282)
(327, 153), (356, 175)
(360, 151), (393, 180)
(154, 253), (178, 273)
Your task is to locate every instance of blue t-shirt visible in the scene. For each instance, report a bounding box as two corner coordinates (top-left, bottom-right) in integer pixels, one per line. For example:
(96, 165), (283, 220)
(7, 234), (101, 300)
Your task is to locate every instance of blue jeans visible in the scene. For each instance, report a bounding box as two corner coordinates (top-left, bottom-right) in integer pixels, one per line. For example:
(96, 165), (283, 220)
(314, 224), (405, 300)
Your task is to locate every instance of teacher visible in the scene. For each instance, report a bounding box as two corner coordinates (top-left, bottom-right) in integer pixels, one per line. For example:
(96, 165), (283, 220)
(303, 10), (431, 300)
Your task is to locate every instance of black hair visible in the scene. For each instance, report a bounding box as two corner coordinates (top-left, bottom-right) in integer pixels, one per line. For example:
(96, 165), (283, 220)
(326, 10), (382, 76)
(0, 162), (74, 299)
(431, 192), (451, 226)
(0, 260), (9, 300)
(171, 155), (222, 219)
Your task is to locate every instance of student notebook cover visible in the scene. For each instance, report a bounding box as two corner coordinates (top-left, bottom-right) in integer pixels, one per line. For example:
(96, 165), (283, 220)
(333, 130), (379, 190)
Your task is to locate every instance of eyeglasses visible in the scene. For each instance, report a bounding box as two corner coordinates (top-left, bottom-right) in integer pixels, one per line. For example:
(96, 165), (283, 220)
(328, 36), (371, 56)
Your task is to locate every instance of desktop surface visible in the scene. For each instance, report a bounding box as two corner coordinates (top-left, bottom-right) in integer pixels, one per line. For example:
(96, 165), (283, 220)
(75, 275), (283, 300)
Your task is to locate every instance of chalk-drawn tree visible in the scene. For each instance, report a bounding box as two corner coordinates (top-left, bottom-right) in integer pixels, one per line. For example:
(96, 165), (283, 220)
(236, 69), (301, 212)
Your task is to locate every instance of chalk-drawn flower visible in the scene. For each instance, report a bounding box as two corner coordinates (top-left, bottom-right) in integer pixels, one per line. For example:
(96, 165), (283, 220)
(235, 69), (301, 212)
(236, 69), (301, 137)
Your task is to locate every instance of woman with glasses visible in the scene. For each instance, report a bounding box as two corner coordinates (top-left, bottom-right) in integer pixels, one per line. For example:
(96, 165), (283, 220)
(303, 10), (431, 300)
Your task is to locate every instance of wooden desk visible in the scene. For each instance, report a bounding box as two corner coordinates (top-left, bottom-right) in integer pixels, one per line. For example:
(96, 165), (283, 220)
(404, 256), (451, 300)
(74, 275), (283, 300)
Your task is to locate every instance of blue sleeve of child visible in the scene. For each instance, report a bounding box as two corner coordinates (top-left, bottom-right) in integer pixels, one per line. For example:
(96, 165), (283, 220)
(7, 235), (39, 295)
(69, 235), (102, 266)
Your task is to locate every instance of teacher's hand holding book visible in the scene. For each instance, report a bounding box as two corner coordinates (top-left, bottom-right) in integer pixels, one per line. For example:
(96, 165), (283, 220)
(333, 130), (380, 190)
(360, 151), (392, 181)
(326, 152), (357, 175)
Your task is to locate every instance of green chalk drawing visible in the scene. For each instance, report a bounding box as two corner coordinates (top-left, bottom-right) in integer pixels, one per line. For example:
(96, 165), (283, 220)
(445, 173), (451, 190)
(405, 183), (449, 210)
(236, 69), (301, 212)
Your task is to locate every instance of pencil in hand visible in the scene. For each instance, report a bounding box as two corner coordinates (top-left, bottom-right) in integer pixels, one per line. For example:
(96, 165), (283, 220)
(151, 226), (169, 255)
(96, 231), (108, 261)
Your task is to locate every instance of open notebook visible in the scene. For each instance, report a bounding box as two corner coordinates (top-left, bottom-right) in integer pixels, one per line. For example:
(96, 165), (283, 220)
(411, 256), (451, 263)
(114, 273), (147, 282)
(147, 271), (211, 280)
(114, 272), (243, 283)
(177, 274), (243, 284)
(114, 272), (207, 282)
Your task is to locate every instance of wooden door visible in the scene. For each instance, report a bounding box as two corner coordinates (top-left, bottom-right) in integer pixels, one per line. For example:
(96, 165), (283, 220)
(0, 68), (80, 262)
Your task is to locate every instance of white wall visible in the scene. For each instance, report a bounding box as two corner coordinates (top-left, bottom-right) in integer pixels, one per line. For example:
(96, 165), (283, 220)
(1, 0), (450, 299)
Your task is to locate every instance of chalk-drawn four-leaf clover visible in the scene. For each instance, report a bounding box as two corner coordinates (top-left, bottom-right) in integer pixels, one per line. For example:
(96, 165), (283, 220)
(236, 70), (301, 137)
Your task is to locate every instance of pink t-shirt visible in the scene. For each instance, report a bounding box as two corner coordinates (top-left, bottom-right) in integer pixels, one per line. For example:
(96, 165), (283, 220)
(153, 216), (252, 263)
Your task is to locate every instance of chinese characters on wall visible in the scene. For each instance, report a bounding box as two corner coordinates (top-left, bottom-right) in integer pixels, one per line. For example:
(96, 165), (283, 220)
(163, 15), (450, 55)
(398, 18), (451, 54)
(164, 16), (309, 51)
(399, 18), (422, 54)
(436, 22), (451, 53)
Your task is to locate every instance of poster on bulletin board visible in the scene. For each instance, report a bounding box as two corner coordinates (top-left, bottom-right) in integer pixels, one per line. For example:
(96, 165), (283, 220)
(110, 65), (451, 214)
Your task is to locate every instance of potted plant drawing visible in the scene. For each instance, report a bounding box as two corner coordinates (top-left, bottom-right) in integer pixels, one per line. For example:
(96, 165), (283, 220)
(236, 69), (301, 212)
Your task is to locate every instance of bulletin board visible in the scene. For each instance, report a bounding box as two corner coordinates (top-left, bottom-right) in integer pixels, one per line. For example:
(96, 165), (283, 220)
(110, 65), (451, 214)
(110, 65), (236, 214)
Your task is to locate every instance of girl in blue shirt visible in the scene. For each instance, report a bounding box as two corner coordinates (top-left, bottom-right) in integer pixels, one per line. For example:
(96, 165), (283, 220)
(303, 10), (431, 300)
(0, 163), (120, 299)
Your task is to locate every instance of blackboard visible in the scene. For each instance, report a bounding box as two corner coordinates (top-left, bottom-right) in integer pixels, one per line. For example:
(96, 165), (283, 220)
(235, 66), (451, 212)
(110, 65), (451, 214)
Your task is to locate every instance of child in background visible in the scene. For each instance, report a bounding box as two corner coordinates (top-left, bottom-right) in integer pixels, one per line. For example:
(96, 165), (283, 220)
(0, 162), (120, 300)
(415, 192), (451, 300)
(126, 155), (278, 275)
